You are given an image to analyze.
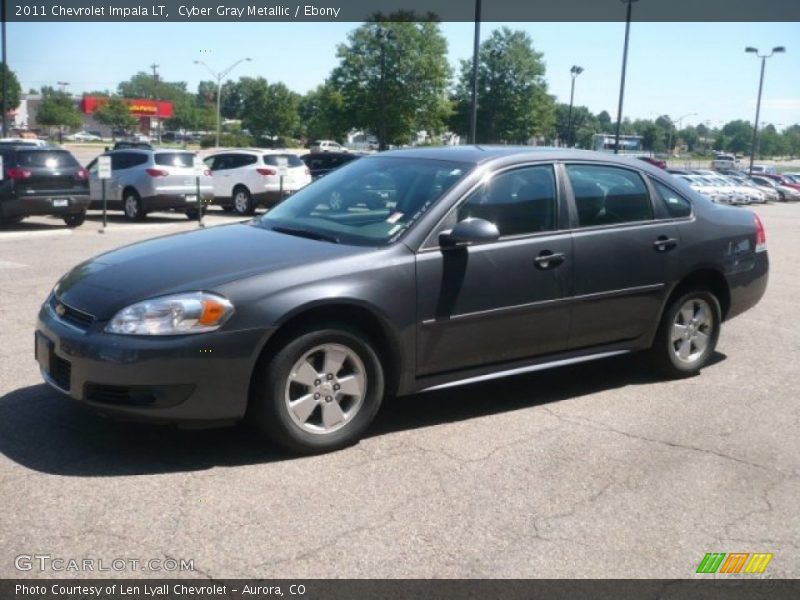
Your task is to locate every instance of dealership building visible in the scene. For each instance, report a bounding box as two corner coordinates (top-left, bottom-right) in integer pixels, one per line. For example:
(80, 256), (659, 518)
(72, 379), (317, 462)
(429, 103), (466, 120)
(13, 94), (173, 137)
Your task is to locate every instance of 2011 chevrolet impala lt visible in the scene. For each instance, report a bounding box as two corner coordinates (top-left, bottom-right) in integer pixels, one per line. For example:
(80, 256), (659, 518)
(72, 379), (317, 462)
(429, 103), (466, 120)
(36, 147), (768, 453)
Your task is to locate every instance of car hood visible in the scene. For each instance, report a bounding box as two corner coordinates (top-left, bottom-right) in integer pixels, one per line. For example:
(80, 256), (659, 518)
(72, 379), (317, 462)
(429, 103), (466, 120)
(55, 222), (372, 319)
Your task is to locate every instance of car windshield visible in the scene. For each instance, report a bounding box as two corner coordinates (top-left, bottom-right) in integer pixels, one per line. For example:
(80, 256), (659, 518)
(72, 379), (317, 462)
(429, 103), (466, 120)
(258, 156), (471, 246)
(154, 152), (195, 167)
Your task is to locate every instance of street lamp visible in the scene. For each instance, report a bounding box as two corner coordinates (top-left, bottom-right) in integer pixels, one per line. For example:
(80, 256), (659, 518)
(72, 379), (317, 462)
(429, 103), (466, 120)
(667, 112), (697, 155)
(566, 65), (584, 148)
(613, 0), (638, 154)
(194, 57), (253, 147)
(745, 46), (785, 175)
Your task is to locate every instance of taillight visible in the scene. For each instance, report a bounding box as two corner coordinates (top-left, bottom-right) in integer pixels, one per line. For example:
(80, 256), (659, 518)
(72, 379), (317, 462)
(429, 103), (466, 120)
(256, 167), (277, 176)
(754, 212), (767, 253)
(203, 169), (212, 177)
(6, 167), (32, 181)
(76, 168), (89, 180)
(145, 168), (168, 177)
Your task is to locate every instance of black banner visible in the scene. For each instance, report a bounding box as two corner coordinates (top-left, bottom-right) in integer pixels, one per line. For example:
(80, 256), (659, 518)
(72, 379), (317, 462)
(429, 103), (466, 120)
(6, 0), (800, 22)
(2, 579), (800, 600)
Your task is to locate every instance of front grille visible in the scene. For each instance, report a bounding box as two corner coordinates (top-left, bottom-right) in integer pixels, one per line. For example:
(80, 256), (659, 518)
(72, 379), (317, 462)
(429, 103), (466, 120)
(49, 354), (72, 391)
(51, 297), (94, 330)
(84, 384), (157, 406)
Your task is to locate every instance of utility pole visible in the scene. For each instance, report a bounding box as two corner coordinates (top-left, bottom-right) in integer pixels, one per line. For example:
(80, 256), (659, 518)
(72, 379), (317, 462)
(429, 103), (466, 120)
(1, 0), (7, 137)
(567, 66), (584, 148)
(469, 0), (481, 145)
(150, 62), (161, 144)
(614, 0), (638, 154)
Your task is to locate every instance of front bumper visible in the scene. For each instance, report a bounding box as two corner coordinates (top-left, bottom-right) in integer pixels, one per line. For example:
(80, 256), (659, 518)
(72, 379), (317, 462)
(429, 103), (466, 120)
(35, 299), (271, 424)
(2, 193), (90, 218)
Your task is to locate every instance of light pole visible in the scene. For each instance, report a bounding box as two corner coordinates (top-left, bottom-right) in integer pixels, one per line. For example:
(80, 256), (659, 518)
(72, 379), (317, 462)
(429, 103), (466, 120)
(375, 26), (395, 152)
(667, 112), (697, 155)
(745, 46), (785, 175)
(469, 0), (482, 144)
(566, 65), (584, 148)
(194, 57), (252, 147)
(614, 0), (638, 154)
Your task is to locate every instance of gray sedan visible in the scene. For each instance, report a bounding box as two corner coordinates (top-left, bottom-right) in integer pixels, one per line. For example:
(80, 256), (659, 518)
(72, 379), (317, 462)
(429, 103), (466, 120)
(37, 147), (768, 453)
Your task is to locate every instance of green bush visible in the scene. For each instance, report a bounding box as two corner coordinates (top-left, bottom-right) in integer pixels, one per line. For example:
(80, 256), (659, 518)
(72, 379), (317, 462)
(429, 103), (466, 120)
(200, 132), (255, 148)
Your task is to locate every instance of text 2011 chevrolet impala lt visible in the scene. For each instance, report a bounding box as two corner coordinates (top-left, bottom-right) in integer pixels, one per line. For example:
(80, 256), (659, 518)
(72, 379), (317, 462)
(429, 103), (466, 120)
(36, 148), (768, 453)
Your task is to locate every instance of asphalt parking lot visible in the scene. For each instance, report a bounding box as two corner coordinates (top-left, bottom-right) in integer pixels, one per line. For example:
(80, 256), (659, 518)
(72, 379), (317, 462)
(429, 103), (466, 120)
(0, 203), (798, 579)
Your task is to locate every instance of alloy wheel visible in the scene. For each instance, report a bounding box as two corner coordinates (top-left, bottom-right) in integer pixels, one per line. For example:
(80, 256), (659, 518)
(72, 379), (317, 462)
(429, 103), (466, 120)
(670, 298), (714, 364)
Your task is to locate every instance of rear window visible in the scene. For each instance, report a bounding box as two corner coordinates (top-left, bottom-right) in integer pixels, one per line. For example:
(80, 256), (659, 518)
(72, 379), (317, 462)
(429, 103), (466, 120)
(17, 151), (80, 169)
(263, 154), (304, 168)
(154, 152), (195, 167)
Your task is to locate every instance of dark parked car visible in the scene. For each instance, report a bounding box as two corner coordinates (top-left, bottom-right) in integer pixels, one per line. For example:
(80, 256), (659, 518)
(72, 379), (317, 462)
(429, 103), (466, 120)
(36, 147), (768, 453)
(300, 151), (363, 179)
(0, 146), (90, 227)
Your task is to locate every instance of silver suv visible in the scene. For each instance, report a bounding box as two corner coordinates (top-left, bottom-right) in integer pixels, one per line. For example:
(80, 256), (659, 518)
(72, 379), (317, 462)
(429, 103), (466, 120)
(86, 149), (213, 220)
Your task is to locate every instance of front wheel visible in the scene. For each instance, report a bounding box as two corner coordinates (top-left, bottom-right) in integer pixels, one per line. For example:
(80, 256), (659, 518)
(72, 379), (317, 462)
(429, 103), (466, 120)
(250, 326), (385, 454)
(650, 290), (721, 378)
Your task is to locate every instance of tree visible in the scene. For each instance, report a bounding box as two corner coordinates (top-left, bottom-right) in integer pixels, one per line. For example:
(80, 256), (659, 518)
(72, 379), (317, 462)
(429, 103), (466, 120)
(553, 103), (597, 148)
(299, 82), (349, 142)
(240, 78), (300, 144)
(118, 71), (189, 103)
(596, 110), (612, 131)
(452, 28), (554, 144)
(93, 96), (138, 137)
(0, 64), (22, 117)
(332, 16), (452, 148)
(36, 87), (82, 137)
(720, 120), (753, 154)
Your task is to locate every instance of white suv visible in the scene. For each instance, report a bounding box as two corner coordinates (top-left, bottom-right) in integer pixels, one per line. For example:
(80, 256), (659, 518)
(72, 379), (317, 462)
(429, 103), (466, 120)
(204, 149), (312, 215)
(309, 140), (347, 153)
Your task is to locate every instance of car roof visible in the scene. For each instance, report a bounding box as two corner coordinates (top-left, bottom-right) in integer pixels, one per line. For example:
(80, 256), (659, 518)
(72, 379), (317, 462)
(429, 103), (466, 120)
(206, 148), (300, 156)
(374, 146), (676, 173)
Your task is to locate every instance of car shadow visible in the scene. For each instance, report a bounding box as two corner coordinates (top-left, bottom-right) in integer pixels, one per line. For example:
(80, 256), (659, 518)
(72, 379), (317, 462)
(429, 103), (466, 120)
(0, 352), (726, 477)
(0, 219), (70, 232)
(84, 212), (196, 225)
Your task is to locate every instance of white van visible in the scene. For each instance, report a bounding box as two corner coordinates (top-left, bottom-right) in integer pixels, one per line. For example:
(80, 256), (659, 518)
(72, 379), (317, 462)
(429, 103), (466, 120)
(711, 154), (737, 170)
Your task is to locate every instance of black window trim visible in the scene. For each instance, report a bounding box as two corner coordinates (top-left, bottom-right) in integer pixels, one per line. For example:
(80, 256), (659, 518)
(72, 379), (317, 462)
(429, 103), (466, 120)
(419, 161), (565, 252)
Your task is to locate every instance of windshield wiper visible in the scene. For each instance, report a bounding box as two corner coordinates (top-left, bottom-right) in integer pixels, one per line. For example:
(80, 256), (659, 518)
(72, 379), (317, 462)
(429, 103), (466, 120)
(270, 226), (340, 244)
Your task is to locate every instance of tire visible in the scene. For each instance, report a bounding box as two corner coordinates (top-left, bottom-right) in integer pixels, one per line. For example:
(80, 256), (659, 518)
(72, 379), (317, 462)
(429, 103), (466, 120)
(63, 212), (86, 228)
(232, 186), (255, 216)
(185, 206), (205, 220)
(250, 325), (385, 454)
(0, 216), (24, 228)
(123, 190), (146, 221)
(650, 289), (721, 378)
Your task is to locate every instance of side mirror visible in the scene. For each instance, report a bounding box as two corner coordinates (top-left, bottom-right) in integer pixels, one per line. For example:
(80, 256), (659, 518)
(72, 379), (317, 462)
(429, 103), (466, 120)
(439, 218), (500, 249)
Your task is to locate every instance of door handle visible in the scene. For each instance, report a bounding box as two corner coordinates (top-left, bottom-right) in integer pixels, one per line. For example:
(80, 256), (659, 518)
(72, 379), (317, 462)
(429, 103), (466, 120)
(653, 236), (678, 252)
(534, 251), (566, 269)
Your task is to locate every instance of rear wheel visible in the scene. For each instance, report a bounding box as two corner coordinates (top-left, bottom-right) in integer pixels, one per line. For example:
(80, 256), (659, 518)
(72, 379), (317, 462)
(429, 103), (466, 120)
(123, 190), (146, 221)
(185, 206), (205, 220)
(232, 186), (255, 216)
(650, 289), (721, 378)
(250, 325), (385, 454)
(63, 212), (86, 228)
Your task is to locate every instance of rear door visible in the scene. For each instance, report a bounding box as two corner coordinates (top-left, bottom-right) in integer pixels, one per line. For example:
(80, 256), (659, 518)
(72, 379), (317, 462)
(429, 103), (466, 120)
(263, 154), (310, 191)
(564, 163), (682, 349)
(153, 151), (199, 197)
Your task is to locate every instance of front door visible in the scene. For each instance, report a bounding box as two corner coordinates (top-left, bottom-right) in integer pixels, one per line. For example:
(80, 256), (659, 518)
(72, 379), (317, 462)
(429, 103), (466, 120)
(416, 164), (573, 376)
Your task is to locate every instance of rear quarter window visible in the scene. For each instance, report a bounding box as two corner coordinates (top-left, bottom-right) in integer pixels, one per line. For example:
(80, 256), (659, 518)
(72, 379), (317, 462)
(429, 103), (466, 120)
(651, 179), (693, 218)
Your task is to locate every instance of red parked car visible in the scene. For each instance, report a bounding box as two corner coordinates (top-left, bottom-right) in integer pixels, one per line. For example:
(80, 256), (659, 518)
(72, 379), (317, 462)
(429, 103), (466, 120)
(759, 173), (800, 192)
(638, 156), (667, 169)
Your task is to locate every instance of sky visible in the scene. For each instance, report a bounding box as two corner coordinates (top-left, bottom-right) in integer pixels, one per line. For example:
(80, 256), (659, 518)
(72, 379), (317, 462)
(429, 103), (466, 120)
(7, 20), (800, 129)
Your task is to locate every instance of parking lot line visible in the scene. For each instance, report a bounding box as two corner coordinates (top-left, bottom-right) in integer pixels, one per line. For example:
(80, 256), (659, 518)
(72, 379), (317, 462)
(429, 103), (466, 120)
(0, 229), (73, 242)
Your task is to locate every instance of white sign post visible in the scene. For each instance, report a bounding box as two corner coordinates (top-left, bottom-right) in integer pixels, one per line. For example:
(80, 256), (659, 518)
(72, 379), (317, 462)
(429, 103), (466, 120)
(194, 156), (205, 228)
(0, 155), (4, 181)
(98, 155), (111, 233)
(276, 156), (289, 201)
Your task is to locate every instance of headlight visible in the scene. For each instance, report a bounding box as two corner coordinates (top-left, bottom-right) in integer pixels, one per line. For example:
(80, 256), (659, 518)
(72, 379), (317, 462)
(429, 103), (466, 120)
(105, 292), (234, 335)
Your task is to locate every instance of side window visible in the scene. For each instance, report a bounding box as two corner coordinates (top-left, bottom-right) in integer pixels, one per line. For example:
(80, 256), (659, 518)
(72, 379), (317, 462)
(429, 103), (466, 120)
(566, 165), (654, 227)
(650, 179), (692, 218)
(203, 156), (215, 170)
(457, 165), (557, 237)
(232, 154), (256, 169)
(212, 155), (233, 171)
(110, 153), (130, 171)
(130, 154), (149, 168)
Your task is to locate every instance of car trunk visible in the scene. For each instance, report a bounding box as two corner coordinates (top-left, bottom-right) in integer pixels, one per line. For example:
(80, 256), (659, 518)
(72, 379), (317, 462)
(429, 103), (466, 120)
(15, 150), (86, 194)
